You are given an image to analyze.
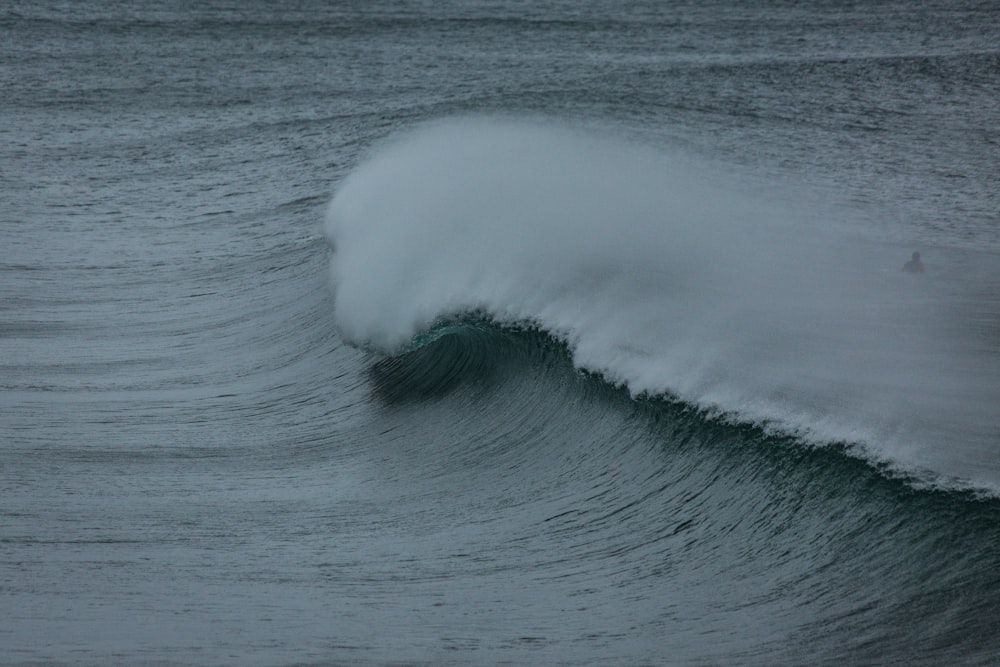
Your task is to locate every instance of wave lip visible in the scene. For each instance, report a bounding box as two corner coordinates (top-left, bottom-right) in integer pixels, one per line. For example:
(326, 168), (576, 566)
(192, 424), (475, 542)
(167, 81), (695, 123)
(325, 116), (1000, 494)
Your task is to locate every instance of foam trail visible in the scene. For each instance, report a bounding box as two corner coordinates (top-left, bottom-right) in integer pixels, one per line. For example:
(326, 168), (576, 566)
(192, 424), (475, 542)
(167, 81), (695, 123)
(326, 116), (1000, 493)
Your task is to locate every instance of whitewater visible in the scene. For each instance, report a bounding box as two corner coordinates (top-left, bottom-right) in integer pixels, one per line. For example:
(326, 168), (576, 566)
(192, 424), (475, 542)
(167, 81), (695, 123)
(327, 116), (1000, 494)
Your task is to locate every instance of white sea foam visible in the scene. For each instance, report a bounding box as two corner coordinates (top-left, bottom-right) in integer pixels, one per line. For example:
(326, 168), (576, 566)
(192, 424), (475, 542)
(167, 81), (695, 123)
(326, 116), (1000, 492)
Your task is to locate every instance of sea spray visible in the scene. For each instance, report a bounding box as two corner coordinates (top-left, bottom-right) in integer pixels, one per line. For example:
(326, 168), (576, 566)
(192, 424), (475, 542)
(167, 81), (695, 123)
(326, 116), (1000, 493)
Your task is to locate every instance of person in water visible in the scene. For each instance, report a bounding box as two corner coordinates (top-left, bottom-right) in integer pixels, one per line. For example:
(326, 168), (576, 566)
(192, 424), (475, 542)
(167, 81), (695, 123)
(903, 251), (924, 273)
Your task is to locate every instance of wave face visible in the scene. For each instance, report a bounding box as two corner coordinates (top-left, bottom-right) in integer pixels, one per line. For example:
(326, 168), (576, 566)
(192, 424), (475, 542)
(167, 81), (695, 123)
(326, 117), (1000, 493)
(361, 321), (1000, 664)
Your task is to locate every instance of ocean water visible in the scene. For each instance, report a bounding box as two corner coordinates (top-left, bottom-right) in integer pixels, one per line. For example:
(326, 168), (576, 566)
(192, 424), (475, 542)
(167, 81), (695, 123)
(2, 1), (999, 664)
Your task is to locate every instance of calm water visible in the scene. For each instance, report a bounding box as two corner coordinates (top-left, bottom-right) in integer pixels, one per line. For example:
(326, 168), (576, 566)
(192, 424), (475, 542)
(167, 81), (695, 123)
(3, 1), (999, 664)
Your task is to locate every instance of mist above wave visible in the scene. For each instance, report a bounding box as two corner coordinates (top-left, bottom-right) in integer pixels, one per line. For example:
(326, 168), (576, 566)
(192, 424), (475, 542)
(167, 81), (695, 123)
(325, 116), (1000, 493)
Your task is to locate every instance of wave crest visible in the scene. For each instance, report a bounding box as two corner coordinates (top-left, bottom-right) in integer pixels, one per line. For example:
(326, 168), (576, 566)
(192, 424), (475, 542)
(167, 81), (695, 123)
(325, 116), (1000, 494)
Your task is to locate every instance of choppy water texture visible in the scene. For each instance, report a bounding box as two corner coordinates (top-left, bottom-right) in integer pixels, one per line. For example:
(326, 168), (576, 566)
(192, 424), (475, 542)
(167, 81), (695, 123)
(3, 1), (999, 665)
